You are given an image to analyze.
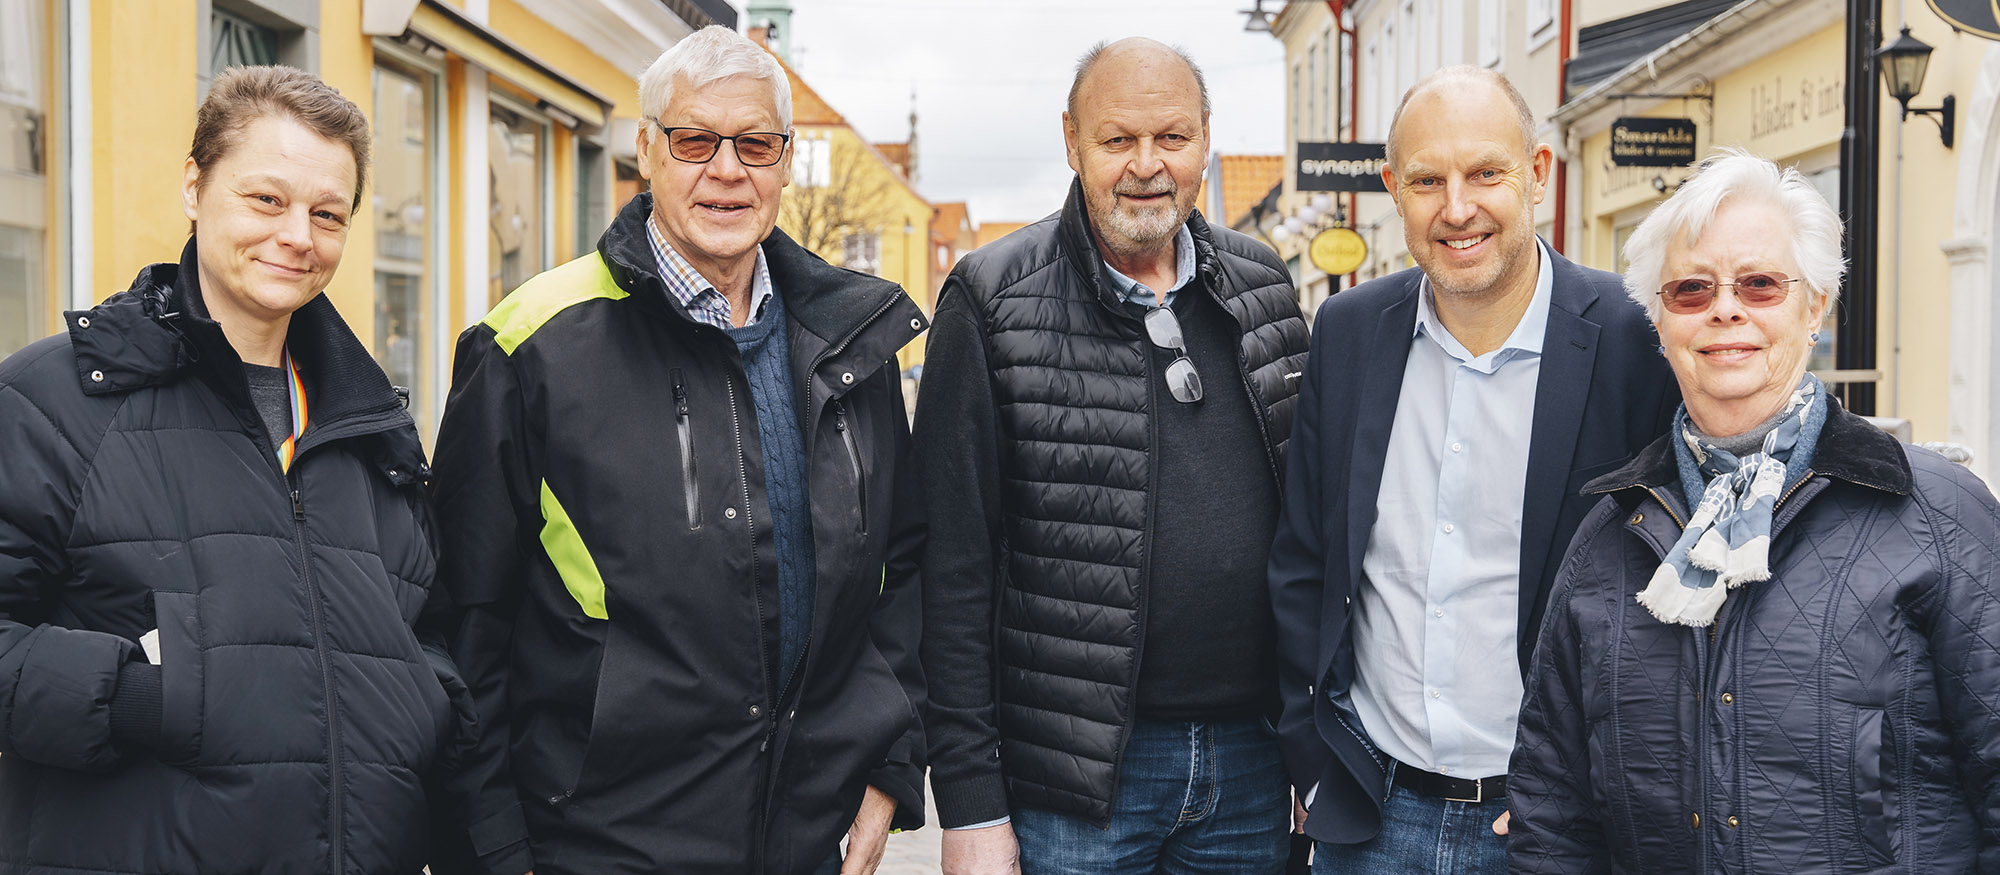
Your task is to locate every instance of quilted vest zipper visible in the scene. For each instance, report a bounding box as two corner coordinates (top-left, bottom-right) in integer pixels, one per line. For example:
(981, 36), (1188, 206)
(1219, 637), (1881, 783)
(673, 369), (700, 529)
(834, 400), (867, 534)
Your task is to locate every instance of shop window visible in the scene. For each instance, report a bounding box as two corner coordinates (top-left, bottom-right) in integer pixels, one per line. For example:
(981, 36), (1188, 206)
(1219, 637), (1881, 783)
(489, 98), (549, 307)
(614, 158), (643, 213)
(212, 9), (278, 69)
(200, 0), (318, 89)
(576, 138), (609, 256)
(1479, 0), (1503, 68)
(372, 53), (442, 438)
(0, 0), (50, 358)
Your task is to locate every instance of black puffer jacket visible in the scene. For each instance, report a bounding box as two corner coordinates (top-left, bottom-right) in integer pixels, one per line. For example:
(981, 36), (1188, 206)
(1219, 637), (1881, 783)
(0, 245), (463, 874)
(1509, 403), (2000, 873)
(918, 180), (1310, 827)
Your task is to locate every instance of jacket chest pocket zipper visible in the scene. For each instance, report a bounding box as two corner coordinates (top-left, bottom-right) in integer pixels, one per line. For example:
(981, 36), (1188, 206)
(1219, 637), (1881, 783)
(834, 400), (867, 533)
(673, 369), (701, 529)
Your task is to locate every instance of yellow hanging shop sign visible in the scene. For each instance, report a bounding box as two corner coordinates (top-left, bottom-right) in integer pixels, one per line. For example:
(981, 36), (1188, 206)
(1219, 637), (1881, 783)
(1310, 227), (1368, 276)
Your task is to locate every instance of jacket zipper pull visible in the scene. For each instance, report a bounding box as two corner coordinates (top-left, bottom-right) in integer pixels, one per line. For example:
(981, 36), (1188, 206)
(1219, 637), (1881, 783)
(291, 489), (305, 521)
(672, 369), (689, 416)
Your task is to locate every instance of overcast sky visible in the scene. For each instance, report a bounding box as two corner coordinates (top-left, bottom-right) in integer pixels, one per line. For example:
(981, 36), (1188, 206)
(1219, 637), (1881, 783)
(779, 0), (1289, 225)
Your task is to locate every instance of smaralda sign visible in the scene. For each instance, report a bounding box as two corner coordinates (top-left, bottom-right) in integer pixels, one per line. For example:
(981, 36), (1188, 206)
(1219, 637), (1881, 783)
(1296, 142), (1389, 193)
(1610, 117), (1698, 167)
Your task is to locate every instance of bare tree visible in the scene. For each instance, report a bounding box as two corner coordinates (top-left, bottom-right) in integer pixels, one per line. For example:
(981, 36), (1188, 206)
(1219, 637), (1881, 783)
(779, 135), (902, 270)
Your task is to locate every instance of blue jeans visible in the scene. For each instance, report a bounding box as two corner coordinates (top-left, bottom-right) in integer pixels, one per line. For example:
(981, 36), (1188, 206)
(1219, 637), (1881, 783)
(1311, 772), (1508, 875)
(1012, 717), (1290, 874)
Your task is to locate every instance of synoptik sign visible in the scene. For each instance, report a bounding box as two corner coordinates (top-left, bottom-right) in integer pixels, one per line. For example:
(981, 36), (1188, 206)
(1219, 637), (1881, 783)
(1296, 142), (1390, 193)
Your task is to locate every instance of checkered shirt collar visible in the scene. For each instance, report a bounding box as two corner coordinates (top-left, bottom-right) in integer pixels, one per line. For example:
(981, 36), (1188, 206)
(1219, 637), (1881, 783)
(645, 213), (774, 330)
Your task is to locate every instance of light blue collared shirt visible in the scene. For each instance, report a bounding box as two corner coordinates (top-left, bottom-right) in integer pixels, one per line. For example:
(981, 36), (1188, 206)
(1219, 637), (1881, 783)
(1348, 240), (1554, 781)
(1100, 224), (1197, 308)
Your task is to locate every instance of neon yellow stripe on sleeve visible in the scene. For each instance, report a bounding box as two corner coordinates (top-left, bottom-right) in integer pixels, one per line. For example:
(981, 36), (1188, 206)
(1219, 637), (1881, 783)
(538, 480), (609, 620)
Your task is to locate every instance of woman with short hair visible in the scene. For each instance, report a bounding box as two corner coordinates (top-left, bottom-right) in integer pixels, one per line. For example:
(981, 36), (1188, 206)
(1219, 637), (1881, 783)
(1506, 150), (2000, 873)
(0, 65), (469, 874)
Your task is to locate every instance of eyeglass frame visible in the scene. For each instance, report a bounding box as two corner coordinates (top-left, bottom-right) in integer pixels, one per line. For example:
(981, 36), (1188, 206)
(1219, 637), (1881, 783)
(1657, 272), (1804, 314)
(1142, 306), (1203, 404)
(653, 123), (794, 167)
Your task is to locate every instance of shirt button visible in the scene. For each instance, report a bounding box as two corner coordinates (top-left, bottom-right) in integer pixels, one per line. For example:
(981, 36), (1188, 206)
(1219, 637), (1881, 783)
(1434, 608), (1444, 618)
(1441, 523), (1455, 534)
(1451, 442), (1462, 453)
(1430, 689), (1441, 699)
(725, 507), (738, 519)
(1439, 765), (1451, 775)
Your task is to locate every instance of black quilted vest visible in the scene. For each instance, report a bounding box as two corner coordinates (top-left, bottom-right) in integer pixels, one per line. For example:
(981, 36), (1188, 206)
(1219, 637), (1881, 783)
(957, 181), (1309, 823)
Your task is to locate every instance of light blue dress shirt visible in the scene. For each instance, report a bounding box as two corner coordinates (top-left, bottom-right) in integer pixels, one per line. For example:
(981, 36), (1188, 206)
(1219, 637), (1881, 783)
(1348, 241), (1554, 781)
(1101, 224), (1197, 307)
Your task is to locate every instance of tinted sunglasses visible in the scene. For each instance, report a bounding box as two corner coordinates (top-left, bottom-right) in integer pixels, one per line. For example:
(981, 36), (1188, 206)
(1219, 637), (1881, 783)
(1658, 272), (1802, 314)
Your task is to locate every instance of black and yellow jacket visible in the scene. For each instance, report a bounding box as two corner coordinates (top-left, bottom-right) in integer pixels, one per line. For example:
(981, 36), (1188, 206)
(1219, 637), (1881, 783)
(422, 195), (928, 875)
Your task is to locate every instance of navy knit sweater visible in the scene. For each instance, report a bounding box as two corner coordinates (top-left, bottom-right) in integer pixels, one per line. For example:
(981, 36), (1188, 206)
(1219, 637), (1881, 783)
(727, 290), (816, 692)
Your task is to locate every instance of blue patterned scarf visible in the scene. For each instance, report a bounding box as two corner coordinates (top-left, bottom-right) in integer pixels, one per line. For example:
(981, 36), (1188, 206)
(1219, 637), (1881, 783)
(1636, 374), (1827, 626)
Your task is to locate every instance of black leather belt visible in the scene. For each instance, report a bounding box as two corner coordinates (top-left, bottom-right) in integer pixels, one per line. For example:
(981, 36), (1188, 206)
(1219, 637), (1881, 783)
(1392, 760), (1506, 803)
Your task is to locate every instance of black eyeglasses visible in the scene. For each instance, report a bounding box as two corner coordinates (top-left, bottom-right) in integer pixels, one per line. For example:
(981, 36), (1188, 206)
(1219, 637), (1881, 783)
(1143, 307), (1202, 404)
(656, 124), (792, 167)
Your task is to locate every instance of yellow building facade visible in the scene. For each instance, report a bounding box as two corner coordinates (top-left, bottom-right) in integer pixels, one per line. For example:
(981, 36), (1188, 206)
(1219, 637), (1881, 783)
(771, 53), (933, 370)
(4, 0), (732, 438)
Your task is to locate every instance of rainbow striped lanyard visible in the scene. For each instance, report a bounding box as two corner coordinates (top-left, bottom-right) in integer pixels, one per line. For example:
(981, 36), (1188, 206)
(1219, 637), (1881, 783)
(276, 346), (309, 473)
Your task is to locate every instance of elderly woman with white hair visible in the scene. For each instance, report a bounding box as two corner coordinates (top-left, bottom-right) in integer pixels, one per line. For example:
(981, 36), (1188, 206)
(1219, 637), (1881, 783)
(1504, 150), (2000, 873)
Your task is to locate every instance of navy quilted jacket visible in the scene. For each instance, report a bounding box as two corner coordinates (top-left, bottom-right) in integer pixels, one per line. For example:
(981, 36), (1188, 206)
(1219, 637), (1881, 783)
(0, 245), (470, 874)
(1509, 402), (2000, 874)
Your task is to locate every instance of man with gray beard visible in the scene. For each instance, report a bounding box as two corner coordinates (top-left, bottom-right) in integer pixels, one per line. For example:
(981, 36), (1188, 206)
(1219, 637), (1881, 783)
(915, 37), (1311, 875)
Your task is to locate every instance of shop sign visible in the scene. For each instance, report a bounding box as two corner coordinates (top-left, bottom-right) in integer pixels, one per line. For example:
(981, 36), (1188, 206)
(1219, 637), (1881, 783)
(1926, 0), (2000, 40)
(1611, 117), (1698, 166)
(1309, 227), (1368, 276)
(1296, 142), (1389, 192)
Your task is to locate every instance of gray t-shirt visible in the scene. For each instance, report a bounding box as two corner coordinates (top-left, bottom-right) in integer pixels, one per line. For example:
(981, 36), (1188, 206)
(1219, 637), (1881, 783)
(244, 363), (293, 458)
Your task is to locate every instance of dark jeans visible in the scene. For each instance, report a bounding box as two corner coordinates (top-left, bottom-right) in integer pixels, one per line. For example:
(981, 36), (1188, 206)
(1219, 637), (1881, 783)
(1012, 717), (1290, 874)
(1311, 774), (1509, 875)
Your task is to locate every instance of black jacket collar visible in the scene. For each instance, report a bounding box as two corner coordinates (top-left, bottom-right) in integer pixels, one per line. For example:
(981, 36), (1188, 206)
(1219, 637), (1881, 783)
(1585, 396), (1915, 500)
(595, 193), (924, 377)
(66, 241), (418, 465)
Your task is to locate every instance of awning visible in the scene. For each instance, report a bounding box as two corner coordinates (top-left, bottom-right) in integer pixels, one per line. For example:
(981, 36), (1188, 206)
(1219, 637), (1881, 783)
(364, 0), (613, 130)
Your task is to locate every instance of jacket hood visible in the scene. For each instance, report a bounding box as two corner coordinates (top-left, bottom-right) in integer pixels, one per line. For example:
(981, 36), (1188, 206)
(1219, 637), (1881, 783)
(64, 240), (423, 476)
(1585, 396), (1915, 499)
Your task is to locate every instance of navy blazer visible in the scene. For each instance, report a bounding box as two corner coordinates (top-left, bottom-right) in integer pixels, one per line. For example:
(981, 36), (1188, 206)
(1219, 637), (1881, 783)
(1267, 246), (1680, 844)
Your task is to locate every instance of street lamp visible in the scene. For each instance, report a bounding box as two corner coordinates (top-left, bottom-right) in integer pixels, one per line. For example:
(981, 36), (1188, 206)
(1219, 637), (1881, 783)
(1876, 27), (1955, 148)
(1240, 0), (1273, 32)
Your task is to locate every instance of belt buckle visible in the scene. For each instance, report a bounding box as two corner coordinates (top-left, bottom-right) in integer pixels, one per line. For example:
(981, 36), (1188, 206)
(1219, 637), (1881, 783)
(1445, 777), (1484, 804)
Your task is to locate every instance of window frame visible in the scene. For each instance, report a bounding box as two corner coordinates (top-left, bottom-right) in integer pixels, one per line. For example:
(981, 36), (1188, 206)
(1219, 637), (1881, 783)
(371, 39), (450, 440)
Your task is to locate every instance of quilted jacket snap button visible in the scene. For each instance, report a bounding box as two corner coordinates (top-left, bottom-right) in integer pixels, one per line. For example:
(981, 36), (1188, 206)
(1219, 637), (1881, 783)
(90, 370), (104, 383)
(1630, 512), (1644, 525)
(1720, 692), (1734, 705)
(1691, 812), (1701, 829)
(76, 316), (90, 328)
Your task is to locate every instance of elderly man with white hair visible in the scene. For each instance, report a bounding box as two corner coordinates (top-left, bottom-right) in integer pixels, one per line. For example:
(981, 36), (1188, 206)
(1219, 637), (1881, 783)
(423, 25), (928, 875)
(1507, 149), (2000, 873)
